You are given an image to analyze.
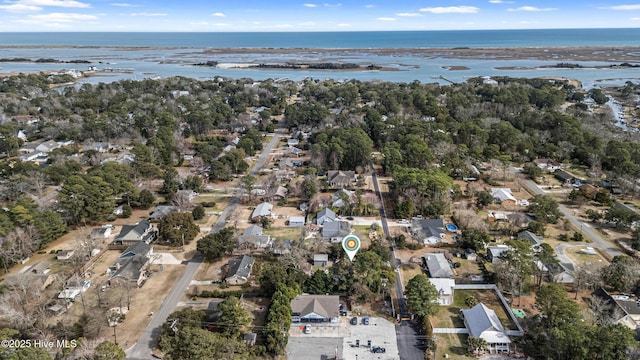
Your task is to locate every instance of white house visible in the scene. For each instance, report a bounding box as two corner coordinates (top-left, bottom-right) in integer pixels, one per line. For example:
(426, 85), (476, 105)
(461, 303), (511, 354)
(429, 278), (455, 305)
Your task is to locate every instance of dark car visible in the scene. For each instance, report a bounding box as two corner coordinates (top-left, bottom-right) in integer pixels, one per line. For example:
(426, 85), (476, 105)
(362, 317), (369, 325)
(347, 216), (354, 220)
(372, 346), (386, 353)
(350, 317), (358, 325)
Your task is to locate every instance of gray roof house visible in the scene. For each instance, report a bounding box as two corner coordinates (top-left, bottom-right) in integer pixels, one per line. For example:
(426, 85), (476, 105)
(313, 254), (329, 267)
(517, 230), (543, 251)
(331, 189), (356, 208)
(90, 225), (113, 239)
(225, 256), (254, 285)
(36, 140), (61, 153)
(239, 225), (272, 249)
(422, 253), (454, 278)
(289, 216), (305, 227)
(114, 220), (155, 245)
(316, 208), (336, 226)
(322, 221), (351, 243)
(291, 294), (340, 324)
(411, 218), (446, 244)
(461, 303), (511, 354)
(108, 242), (153, 285)
(251, 202), (273, 220)
(592, 287), (640, 330)
(429, 278), (456, 305)
(326, 170), (356, 188)
(487, 245), (511, 263)
(149, 205), (178, 221)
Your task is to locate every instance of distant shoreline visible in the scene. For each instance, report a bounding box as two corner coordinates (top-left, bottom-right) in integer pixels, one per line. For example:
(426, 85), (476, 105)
(0, 45), (639, 62)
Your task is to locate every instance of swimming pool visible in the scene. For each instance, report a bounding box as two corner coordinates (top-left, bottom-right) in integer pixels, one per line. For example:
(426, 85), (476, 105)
(446, 223), (458, 232)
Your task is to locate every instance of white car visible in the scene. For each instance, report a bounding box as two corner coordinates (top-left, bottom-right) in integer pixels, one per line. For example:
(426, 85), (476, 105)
(304, 324), (311, 334)
(518, 199), (529, 207)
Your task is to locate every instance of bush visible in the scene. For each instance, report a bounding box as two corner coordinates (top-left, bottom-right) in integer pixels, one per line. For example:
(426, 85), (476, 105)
(406, 243), (425, 250)
(200, 201), (216, 208)
(199, 289), (243, 298)
(192, 205), (205, 220)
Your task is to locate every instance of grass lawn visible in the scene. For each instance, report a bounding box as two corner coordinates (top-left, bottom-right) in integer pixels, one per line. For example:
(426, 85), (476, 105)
(432, 305), (465, 328)
(399, 263), (423, 287)
(454, 289), (519, 331)
(263, 226), (304, 240)
(434, 333), (472, 360)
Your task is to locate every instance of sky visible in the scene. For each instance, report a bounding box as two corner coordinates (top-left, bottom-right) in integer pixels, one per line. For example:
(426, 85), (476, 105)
(0, 0), (638, 32)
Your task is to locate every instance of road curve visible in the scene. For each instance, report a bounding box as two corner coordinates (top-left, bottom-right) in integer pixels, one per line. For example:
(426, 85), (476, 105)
(126, 126), (284, 359)
(520, 176), (622, 259)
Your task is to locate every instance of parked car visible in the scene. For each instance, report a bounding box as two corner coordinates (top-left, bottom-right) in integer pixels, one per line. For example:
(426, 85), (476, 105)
(362, 317), (369, 325)
(304, 324), (311, 334)
(372, 346), (386, 353)
(347, 216), (354, 220)
(350, 317), (358, 325)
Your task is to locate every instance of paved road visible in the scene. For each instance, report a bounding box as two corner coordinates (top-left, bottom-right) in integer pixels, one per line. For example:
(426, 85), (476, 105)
(126, 126), (284, 360)
(518, 174), (622, 259)
(370, 163), (424, 360)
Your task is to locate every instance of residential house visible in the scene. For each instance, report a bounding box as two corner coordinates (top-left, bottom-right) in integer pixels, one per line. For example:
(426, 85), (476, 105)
(331, 189), (357, 208)
(555, 170), (581, 186)
(149, 205), (178, 221)
(251, 202), (273, 221)
(113, 220), (155, 245)
(19, 142), (39, 154)
(546, 262), (575, 283)
(90, 225), (114, 239)
(3, 272), (56, 291)
(411, 218), (446, 244)
(291, 294), (340, 324)
(29, 261), (51, 275)
(429, 278), (456, 305)
(487, 245), (510, 263)
(322, 221), (351, 243)
(517, 230), (543, 252)
(287, 138), (300, 147)
(36, 140), (61, 153)
(239, 225), (272, 249)
(273, 186), (288, 200)
(56, 250), (75, 261)
(225, 255), (254, 285)
(313, 254), (329, 267)
(279, 157), (295, 170)
(271, 239), (293, 255)
(58, 280), (91, 301)
(108, 242), (153, 286)
(490, 188), (517, 207)
(592, 288), (640, 330)
(316, 208), (336, 226)
(206, 300), (223, 322)
(84, 142), (111, 153)
(422, 253), (454, 278)
(289, 216), (305, 227)
(326, 170), (356, 188)
(176, 189), (198, 201)
(275, 170), (296, 181)
(461, 303), (511, 354)
(533, 158), (562, 172)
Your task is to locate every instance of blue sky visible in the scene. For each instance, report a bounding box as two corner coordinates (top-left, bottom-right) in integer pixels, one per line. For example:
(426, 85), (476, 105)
(0, 0), (638, 31)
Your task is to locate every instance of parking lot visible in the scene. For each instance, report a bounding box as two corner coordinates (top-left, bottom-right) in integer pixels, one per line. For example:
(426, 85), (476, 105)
(287, 317), (399, 360)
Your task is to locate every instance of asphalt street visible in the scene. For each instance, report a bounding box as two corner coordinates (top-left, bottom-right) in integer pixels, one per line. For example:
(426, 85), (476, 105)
(370, 163), (424, 360)
(126, 126), (284, 359)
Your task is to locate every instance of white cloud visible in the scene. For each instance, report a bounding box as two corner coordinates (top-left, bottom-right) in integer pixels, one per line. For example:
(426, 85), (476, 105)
(364, 4), (375, 8)
(489, 0), (513, 3)
(520, 20), (540, 24)
(303, 3), (317, 7)
(604, 4), (640, 10)
(212, 12), (225, 17)
(0, 3), (41, 11)
(19, 0), (90, 8)
(377, 17), (396, 21)
(419, 6), (479, 14)
(297, 21), (316, 26)
(16, 11), (97, 22)
(131, 12), (167, 16)
(337, 23), (350, 26)
(396, 12), (422, 17)
(324, 3), (342, 7)
(110, 2), (138, 6)
(632, 17), (640, 20)
(507, 6), (556, 12)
